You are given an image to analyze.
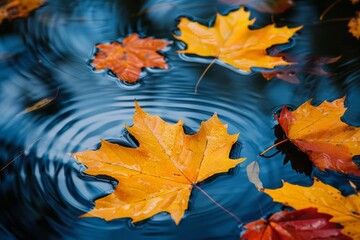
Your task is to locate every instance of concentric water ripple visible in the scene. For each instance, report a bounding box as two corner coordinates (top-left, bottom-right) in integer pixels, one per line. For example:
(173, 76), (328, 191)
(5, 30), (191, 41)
(1, 0), (360, 239)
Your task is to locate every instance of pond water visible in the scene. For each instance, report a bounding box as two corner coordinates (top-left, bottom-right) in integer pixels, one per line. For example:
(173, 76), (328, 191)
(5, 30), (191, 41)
(0, 0), (360, 239)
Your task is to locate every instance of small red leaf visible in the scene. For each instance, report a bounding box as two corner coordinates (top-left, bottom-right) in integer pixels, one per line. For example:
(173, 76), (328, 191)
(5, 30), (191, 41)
(242, 208), (350, 240)
(261, 53), (340, 83)
(219, 0), (294, 14)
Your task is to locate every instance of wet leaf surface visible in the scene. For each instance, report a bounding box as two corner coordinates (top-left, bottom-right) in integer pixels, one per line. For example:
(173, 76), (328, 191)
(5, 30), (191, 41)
(265, 179), (360, 239)
(72, 102), (245, 224)
(242, 208), (350, 240)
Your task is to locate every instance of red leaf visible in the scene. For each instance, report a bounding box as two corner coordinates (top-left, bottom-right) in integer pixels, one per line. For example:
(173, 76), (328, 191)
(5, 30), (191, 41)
(219, 0), (294, 14)
(261, 52), (340, 83)
(93, 33), (170, 83)
(242, 208), (350, 240)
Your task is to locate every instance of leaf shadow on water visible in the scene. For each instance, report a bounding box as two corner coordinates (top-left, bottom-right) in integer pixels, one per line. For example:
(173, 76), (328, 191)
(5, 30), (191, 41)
(264, 124), (313, 177)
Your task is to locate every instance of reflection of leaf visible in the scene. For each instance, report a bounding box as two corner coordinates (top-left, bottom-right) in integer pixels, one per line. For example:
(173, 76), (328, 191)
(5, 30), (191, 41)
(242, 208), (350, 240)
(72, 102), (245, 224)
(277, 97), (360, 176)
(174, 7), (302, 73)
(246, 161), (263, 190)
(0, 0), (44, 24)
(219, 0), (294, 14)
(348, 12), (360, 39)
(261, 54), (340, 83)
(93, 33), (170, 83)
(19, 88), (59, 115)
(265, 179), (360, 239)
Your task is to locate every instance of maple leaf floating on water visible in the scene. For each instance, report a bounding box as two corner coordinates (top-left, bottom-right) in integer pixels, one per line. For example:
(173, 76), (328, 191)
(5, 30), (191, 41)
(72, 102), (245, 224)
(348, 12), (360, 39)
(174, 7), (302, 73)
(93, 34), (170, 83)
(265, 179), (360, 239)
(219, 0), (294, 14)
(261, 54), (340, 83)
(0, 0), (44, 24)
(241, 208), (350, 240)
(277, 97), (360, 176)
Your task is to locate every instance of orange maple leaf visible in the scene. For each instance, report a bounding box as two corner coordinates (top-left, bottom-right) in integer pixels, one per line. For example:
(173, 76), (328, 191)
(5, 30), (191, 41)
(348, 12), (360, 39)
(174, 7), (302, 73)
(264, 179), (360, 239)
(93, 34), (170, 83)
(0, 0), (44, 23)
(72, 102), (245, 224)
(242, 208), (350, 240)
(276, 97), (360, 176)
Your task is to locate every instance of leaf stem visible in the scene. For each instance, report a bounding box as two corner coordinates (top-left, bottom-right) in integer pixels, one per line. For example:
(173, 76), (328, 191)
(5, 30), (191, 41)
(193, 184), (242, 223)
(320, 0), (342, 21)
(320, 17), (352, 23)
(195, 58), (217, 94)
(259, 139), (289, 156)
(0, 138), (41, 172)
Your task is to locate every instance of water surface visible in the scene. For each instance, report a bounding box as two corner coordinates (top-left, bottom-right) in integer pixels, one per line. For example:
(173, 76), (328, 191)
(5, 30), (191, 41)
(1, 0), (360, 239)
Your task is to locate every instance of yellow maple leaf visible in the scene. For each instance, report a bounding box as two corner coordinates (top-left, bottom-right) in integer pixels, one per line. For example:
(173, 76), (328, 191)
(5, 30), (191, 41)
(174, 7), (302, 72)
(349, 12), (360, 39)
(264, 179), (360, 239)
(277, 97), (360, 176)
(72, 102), (245, 224)
(0, 0), (44, 24)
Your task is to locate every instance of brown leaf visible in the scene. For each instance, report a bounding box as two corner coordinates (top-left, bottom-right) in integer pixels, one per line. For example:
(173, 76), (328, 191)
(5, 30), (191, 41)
(219, 0), (294, 14)
(261, 52), (340, 83)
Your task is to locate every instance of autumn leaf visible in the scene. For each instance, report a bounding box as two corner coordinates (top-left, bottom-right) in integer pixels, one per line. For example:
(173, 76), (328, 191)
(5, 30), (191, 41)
(261, 53), (340, 83)
(92, 33), (170, 83)
(241, 208), (350, 240)
(219, 0), (294, 14)
(174, 7), (302, 73)
(18, 88), (59, 115)
(265, 179), (360, 239)
(348, 12), (360, 39)
(276, 97), (360, 176)
(72, 102), (245, 224)
(0, 0), (44, 24)
(246, 161), (263, 191)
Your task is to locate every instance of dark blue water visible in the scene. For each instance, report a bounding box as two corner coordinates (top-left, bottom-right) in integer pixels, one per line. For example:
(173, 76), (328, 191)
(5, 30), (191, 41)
(0, 0), (360, 239)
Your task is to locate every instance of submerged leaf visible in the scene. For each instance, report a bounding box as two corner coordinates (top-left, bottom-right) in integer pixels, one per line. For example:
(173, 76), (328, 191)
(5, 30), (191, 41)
(265, 179), (360, 239)
(19, 88), (59, 115)
(242, 208), (350, 240)
(261, 54), (340, 83)
(277, 97), (360, 176)
(219, 0), (294, 14)
(72, 102), (245, 224)
(174, 7), (302, 72)
(93, 33), (170, 83)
